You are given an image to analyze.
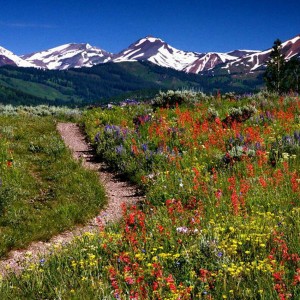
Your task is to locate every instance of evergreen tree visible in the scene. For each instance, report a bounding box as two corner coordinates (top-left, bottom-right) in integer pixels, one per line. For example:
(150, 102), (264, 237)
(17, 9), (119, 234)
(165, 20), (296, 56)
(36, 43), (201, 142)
(264, 39), (286, 93)
(284, 56), (300, 93)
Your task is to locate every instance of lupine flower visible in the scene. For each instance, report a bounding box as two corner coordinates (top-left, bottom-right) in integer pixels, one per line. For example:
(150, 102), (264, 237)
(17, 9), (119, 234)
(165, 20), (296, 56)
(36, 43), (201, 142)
(176, 226), (189, 234)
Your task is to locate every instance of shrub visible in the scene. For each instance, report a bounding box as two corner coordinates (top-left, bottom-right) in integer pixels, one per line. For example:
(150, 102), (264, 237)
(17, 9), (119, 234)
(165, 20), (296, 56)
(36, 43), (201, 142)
(222, 105), (257, 127)
(151, 90), (205, 108)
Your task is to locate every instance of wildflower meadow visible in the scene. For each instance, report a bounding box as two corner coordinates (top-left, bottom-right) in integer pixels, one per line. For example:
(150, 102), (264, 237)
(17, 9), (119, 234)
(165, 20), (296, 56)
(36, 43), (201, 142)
(0, 92), (299, 299)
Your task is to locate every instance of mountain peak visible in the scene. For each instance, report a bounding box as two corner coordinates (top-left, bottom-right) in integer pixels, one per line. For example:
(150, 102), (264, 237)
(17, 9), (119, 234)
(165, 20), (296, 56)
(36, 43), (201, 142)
(142, 35), (163, 41)
(113, 36), (242, 73)
(132, 36), (166, 48)
(22, 43), (112, 70)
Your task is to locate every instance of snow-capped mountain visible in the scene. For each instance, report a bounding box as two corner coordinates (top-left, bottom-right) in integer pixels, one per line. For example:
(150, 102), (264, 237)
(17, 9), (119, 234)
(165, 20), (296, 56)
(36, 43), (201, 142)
(183, 50), (262, 73)
(112, 36), (201, 71)
(1, 34), (300, 74)
(183, 52), (239, 73)
(0, 46), (36, 68)
(22, 43), (112, 70)
(112, 36), (241, 73)
(226, 49), (261, 58)
(219, 34), (300, 74)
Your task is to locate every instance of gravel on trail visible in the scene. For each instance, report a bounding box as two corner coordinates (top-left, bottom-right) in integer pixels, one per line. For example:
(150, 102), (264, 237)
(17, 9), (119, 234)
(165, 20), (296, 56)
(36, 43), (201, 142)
(0, 122), (144, 277)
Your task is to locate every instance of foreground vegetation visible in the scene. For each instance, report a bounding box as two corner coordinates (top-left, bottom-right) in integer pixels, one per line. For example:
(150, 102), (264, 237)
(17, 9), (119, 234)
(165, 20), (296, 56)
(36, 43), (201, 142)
(0, 105), (106, 257)
(0, 92), (299, 299)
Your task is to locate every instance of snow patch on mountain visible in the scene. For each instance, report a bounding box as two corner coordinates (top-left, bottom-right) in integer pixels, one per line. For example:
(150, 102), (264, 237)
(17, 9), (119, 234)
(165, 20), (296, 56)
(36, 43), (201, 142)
(218, 34), (300, 74)
(22, 43), (112, 70)
(0, 46), (36, 67)
(112, 36), (241, 73)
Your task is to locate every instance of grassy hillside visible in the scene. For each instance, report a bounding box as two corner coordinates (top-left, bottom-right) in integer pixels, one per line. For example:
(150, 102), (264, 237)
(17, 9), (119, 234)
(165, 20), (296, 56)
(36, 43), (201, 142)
(0, 62), (264, 106)
(0, 107), (106, 257)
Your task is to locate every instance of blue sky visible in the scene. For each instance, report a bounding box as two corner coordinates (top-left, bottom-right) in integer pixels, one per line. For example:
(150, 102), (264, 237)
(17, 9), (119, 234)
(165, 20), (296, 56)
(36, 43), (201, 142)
(1, 0), (300, 55)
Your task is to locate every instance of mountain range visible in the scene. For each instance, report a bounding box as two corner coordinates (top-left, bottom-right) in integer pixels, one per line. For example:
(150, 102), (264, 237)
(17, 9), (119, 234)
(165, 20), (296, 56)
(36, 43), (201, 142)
(1, 34), (300, 75)
(0, 34), (299, 107)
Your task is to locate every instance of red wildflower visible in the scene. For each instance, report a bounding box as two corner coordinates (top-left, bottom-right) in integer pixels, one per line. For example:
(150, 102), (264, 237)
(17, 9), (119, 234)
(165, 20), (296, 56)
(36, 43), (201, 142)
(228, 176), (236, 192)
(293, 268), (300, 286)
(273, 271), (283, 282)
(273, 169), (284, 186)
(166, 274), (177, 292)
(259, 176), (268, 188)
(291, 172), (299, 193)
(215, 117), (222, 126)
(199, 268), (210, 282)
(231, 191), (239, 215)
(157, 224), (164, 233)
(246, 163), (254, 177)
(127, 213), (135, 225)
(125, 276), (135, 285)
(240, 179), (251, 194)
(129, 291), (139, 299)
(215, 189), (222, 207)
(153, 281), (159, 291)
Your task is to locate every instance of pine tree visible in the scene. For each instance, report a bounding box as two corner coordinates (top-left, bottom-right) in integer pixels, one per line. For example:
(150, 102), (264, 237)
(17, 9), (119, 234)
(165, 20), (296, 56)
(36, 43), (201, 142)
(264, 39), (286, 93)
(284, 56), (300, 93)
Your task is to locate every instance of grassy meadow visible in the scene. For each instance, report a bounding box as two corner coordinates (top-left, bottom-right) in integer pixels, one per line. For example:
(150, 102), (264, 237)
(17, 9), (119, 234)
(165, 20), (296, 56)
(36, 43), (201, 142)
(0, 105), (106, 257)
(0, 91), (299, 299)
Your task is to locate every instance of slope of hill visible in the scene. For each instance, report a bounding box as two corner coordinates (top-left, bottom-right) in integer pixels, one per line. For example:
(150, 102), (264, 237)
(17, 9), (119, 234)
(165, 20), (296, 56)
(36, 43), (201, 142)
(0, 61), (263, 106)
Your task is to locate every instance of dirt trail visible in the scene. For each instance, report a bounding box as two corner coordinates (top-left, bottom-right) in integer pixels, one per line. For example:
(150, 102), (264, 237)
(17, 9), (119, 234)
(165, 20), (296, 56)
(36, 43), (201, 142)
(0, 123), (144, 277)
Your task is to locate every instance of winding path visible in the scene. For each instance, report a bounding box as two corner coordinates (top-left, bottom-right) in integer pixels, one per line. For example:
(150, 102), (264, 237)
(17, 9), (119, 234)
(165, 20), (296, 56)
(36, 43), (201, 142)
(0, 123), (144, 277)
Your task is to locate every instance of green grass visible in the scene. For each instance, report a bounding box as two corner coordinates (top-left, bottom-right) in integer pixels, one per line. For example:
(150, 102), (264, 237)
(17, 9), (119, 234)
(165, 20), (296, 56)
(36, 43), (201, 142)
(0, 75), (78, 102)
(0, 114), (106, 257)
